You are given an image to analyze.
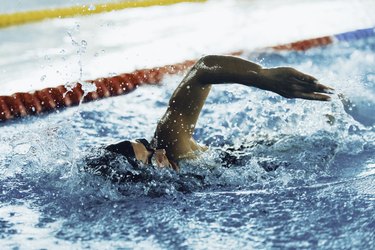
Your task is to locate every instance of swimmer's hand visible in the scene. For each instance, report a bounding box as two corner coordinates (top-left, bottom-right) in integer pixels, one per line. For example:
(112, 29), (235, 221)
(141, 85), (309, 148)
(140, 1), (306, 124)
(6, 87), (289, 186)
(257, 67), (334, 101)
(154, 149), (179, 171)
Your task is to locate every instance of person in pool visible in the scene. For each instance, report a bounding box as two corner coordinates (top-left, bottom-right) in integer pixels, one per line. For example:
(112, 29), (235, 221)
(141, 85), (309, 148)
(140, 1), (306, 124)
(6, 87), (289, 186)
(102, 55), (333, 172)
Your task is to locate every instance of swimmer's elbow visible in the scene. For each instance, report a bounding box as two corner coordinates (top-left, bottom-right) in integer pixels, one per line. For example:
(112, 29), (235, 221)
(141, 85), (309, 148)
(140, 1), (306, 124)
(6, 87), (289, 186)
(196, 55), (220, 66)
(193, 55), (222, 82)
(194, 55), (221, 70)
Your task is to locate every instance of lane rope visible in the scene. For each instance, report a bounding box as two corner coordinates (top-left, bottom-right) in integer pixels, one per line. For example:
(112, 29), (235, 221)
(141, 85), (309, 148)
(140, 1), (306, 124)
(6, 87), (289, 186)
(0, 59), (197, 121)
(0, 0), (207, 28)
(272, 36), (333, 51)
(271, 27), (375, 51)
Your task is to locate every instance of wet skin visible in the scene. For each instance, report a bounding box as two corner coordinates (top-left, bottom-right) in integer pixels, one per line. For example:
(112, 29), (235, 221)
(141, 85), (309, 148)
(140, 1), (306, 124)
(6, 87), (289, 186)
(149, 55), (333, 166)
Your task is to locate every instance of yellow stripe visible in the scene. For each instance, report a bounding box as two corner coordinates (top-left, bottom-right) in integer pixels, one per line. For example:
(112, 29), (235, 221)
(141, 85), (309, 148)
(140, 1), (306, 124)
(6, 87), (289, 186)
(0, 0), (206, 28)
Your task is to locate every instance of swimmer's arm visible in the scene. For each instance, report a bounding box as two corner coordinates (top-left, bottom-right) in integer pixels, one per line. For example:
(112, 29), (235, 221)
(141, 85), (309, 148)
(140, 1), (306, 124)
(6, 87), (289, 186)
(154, 55), (333, 160)
(164, 55), (333, 126)
(194, 55), (333, 100)
(156, 56), (265, 138)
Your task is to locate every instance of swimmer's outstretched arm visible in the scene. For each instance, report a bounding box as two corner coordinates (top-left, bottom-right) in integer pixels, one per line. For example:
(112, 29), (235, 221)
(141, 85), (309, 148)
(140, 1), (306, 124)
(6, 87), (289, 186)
(153, 55), (333, 162)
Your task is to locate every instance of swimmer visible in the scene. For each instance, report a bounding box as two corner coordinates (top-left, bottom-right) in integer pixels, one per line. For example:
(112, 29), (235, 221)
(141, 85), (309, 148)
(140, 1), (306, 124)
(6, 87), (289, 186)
(101, 55), (334, 172)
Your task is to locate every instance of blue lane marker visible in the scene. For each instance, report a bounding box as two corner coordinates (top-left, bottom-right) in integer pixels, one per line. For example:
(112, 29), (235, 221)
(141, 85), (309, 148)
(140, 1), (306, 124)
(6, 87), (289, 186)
(335, 27), (375, 41)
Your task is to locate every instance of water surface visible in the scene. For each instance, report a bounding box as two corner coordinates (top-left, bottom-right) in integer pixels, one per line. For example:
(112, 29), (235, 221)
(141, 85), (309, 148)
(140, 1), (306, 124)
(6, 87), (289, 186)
(1, 36), (375, 249)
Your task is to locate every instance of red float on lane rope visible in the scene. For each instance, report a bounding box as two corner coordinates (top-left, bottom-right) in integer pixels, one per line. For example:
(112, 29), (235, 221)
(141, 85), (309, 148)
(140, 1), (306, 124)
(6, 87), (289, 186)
(0, 59), (196, 122)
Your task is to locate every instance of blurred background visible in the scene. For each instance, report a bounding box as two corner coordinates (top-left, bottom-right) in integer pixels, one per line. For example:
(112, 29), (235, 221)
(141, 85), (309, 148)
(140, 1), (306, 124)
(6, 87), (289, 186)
(1, 0), (375, 95)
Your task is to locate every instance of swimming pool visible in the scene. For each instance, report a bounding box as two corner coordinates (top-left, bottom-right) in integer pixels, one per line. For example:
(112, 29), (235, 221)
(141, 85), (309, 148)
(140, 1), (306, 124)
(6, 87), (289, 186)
(0, 0), (375, 249)
(1, 1), (375, 249)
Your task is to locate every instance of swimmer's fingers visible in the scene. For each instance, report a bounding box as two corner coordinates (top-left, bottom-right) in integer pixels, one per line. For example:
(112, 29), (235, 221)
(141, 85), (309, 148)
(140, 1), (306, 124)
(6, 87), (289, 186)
(295, 92), (332, 101)
(277, 81), (333, 100)
(258, 67), (334, 101)
(290, 73), (318, 85)
(314, 83), (334, 94)
(290, 71), (334, 94)
(297, 83), (335, 97)
(290, 76), (334, 93)
(288, 75), (334, 101)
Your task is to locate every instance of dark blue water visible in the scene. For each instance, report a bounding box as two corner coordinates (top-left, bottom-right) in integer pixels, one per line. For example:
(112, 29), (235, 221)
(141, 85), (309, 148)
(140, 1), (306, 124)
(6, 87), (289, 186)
(1, 37), (374, 249)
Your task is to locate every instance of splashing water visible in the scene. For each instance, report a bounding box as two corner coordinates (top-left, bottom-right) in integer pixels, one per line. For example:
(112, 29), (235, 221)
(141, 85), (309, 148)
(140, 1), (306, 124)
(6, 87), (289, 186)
(1, 37), (375, 249)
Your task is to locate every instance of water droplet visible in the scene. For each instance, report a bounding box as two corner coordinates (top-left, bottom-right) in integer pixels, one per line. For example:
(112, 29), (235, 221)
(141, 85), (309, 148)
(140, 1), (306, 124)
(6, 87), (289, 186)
(81, 40), (87, 46)
(40, 75), (46, 81)
(80, 81), (97, 95)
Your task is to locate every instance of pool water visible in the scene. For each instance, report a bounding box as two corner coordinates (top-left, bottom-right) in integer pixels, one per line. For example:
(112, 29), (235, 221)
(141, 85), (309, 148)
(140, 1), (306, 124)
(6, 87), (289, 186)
(1, 32), (374, 249)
